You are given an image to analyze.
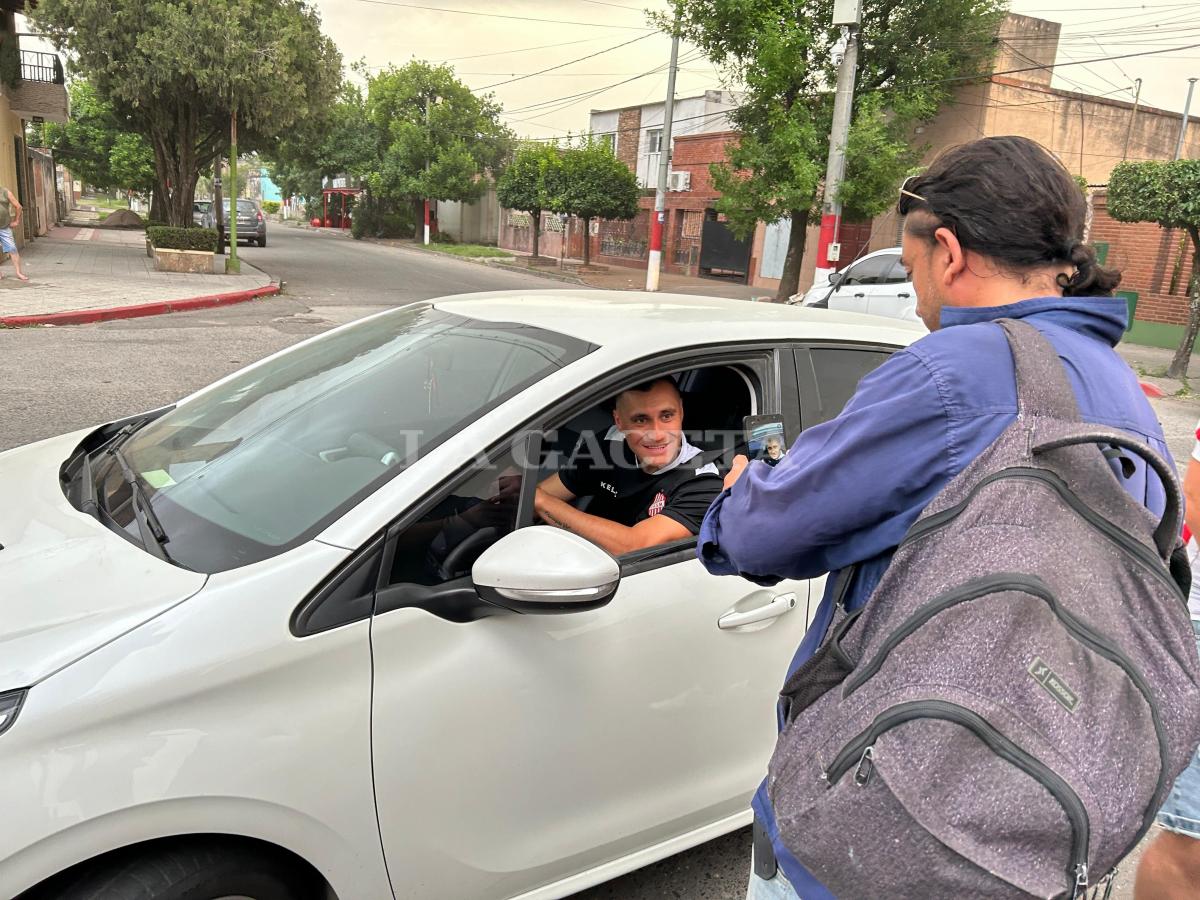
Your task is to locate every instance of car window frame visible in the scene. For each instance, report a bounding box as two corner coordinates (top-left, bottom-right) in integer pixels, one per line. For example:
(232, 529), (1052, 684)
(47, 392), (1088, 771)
(297, 343), (788, 633)
(793, 341), (899, 431)
(841, 253), (895, 286)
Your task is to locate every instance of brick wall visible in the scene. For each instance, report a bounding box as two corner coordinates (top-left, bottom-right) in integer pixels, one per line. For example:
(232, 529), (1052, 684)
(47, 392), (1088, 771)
(616, 108), (641, 172)
(1090, 191), (1196, 327)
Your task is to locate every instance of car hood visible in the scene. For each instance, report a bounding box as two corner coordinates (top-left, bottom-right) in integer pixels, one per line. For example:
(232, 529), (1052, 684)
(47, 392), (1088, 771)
(0, 431), (207, 687)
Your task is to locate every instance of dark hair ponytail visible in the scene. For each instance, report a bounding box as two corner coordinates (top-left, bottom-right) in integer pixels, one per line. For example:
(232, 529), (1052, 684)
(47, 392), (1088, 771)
(899, 136), (1122, 297)
(1057, 242), (1122, 297)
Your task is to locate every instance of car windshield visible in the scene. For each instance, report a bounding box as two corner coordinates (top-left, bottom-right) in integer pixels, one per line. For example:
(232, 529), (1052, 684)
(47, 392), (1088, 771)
(224, 199), (257, 214)
(92, 306), (589, 572)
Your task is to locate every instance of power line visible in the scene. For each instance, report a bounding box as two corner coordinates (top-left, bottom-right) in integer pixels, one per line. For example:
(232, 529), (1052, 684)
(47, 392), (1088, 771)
(438, 36), (624, 64)
(478, 32), (659, 90)
(346, 0), (649, 29)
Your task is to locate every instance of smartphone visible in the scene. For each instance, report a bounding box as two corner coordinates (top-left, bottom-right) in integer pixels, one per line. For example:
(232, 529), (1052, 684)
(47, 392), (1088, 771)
(743, 415), (788, 466)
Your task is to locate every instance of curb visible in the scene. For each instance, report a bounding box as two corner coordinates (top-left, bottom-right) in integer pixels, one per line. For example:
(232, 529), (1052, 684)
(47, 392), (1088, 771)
(0, 282), (281, 328)
(485, 259), (588, 286)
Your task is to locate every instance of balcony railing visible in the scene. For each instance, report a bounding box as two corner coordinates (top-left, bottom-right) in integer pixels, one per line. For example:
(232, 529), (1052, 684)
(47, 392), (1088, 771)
(20, 50), (64, 85)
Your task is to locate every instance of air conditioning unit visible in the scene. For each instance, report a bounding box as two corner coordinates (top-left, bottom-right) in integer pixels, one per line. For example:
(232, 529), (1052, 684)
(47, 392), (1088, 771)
(668, 171), (691, 192)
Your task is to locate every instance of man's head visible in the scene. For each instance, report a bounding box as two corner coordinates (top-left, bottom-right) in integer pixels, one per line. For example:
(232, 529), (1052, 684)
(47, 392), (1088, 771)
(898, 136), (1120, 331)
(765, 436), (783, 460)
(613, 378), (684, 473)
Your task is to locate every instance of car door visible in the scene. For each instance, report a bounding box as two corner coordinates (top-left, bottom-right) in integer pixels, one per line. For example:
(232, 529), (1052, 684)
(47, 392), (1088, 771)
(828, 253), (894, 313)
(367, 349), (814, 900)
(863, 253), (916, 321)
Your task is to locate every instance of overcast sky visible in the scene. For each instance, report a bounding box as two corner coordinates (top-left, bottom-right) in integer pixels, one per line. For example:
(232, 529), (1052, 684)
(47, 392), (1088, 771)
(24, 1), (1200, 142)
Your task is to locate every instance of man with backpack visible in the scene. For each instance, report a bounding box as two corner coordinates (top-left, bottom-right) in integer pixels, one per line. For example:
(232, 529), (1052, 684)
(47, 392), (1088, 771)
(699, 135), (1200, 898)
(0, 185), (29, 281)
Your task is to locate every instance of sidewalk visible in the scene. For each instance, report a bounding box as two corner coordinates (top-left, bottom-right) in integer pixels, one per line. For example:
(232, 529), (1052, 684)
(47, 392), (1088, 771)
(0, 224), (277, 326)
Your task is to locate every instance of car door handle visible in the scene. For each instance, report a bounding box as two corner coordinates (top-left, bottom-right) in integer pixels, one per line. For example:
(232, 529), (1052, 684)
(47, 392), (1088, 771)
(897, 292), (911, 298)
(853, 292), (866, 298)
(718, 593), (797, 630)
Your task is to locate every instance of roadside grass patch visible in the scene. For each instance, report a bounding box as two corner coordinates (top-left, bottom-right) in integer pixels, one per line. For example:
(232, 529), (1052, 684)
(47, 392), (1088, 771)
(425, 243), (513, 259)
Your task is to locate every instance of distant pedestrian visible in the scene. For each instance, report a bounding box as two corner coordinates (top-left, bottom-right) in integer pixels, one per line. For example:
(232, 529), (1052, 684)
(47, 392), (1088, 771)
(1134, 419), (1200, 898)
(0, 185), (28, 281)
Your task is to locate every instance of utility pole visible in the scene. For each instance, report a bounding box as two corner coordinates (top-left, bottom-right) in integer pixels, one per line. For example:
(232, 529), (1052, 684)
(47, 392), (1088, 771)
(226, 106), (240, 275)
(1175, 77), (1198, 160)
(814, 0), (861, 288)
(1121, 78), (1142, 162)
(424, 94), (433, 245)
(646, 14), (680, 292)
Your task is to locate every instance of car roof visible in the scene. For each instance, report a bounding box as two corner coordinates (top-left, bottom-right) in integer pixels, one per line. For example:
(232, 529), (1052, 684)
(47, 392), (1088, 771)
(433, 290), (924, 349)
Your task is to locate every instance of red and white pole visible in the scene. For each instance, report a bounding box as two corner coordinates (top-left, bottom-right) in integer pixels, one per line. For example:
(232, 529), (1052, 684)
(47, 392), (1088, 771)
(814, 2), (860, 287)
(424, 198), (431, 246)
(646, 17), (680, 292)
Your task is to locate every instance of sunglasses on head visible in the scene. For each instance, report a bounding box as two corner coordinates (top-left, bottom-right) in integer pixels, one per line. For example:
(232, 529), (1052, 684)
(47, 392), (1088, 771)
(897, 174), (928, 216)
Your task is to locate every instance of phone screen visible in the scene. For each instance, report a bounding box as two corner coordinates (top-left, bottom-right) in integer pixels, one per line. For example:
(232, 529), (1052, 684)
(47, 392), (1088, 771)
(743, 415), (788, 466)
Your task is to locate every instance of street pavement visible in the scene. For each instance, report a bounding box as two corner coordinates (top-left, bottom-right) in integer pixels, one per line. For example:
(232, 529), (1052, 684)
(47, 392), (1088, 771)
(0, 224), (271, 320)
(0, 222), (1195, 898)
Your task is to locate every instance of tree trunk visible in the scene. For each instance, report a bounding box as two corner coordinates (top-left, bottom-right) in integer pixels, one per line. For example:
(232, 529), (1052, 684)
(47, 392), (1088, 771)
(531, 210), (540, 259)
(1166, 226), (1200, 380)
(775, 209), (810, 303)
(582, 216), (590, 267)
(149, 188), (166, 224)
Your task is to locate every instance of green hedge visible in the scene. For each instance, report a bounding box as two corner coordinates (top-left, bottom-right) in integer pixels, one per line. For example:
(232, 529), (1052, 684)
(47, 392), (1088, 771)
(261, 200), (280, 214)
(147, 226), (217, 252)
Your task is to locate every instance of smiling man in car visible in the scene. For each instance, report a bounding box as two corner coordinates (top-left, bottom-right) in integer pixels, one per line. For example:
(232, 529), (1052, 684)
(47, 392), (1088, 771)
(534, 377), (722, 556)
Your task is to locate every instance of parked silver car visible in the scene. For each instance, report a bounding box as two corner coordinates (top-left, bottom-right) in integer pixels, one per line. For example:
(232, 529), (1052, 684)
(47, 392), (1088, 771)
(203, 198), (267, 248)
(192, 200), (211, 227)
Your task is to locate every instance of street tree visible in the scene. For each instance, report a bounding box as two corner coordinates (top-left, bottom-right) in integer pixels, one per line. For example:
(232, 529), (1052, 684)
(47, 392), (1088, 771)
(665, 0), (1005, 300)
(1108, 159), (1200, 379)
(364, 61), (513, 220)
(32, 0), (342, 227)
(43, 80), (155, 196)
(267, 81), (377, 212)
(496, 142), (562, 260)
(548, 139), (639, 267)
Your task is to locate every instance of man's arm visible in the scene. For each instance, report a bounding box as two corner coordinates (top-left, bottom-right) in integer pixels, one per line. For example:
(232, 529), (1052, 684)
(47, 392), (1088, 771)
(7, 190), (20, 224)
(1183, 458), (1200, 542)
(699, 348), (952, 583)
(538, 472), (576, 502)
(534, 487), (690, 556)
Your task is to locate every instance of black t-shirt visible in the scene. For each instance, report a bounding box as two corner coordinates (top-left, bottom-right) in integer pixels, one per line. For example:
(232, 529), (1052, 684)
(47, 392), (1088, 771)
(558, 434), (723, 534)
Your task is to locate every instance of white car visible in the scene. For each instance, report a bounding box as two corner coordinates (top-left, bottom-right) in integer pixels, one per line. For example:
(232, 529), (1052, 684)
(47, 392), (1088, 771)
(0, 292), (920, 900)
(794, 247), (919, 323)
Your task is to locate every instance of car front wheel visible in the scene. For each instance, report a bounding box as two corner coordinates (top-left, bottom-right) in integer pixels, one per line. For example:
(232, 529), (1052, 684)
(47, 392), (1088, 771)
(258, 235), (267, 247)
(49, 841), (317, 900)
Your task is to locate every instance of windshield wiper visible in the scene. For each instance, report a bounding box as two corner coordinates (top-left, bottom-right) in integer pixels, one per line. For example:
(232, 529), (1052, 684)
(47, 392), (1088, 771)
(107, 445), (174, 564)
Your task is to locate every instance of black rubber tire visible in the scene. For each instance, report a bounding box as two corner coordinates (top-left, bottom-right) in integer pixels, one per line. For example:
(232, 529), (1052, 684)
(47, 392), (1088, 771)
(258, 235), (266, 247)
(51, 841), (316, 900)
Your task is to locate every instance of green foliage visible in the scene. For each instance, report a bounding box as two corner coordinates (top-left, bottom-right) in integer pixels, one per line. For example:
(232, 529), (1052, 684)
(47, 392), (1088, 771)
(350, 193), (415, 239)
(147, 226), (218, 251)
(0, 31), (19, 90)
(426, 243), (513, 258)
(667, 0), (1005, 292)
(44, 80), (156, 194)
(365, 60), (513, 205)
(261, 200), (281, 214)
(431, 230), (456, 244)
(1108, 160), (1200, 232)
(32, 0), (342, 225)
(496, 142), (561, 216)
(1108, 159), (1200, 378)
(547, 139), (639, 223)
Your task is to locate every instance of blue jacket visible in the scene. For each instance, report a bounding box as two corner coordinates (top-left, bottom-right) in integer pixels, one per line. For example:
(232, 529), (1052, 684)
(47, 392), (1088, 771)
(698, 296), (1171, 897)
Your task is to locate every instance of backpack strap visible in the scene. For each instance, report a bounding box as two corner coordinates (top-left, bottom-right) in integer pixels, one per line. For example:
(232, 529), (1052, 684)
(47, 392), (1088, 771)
(996, 318), (1082, 423)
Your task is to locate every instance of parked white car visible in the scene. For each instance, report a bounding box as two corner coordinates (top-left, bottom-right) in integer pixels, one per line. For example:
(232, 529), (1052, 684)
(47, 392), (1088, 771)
(792, 247), (919, 324)
(0, 292), (920, 900)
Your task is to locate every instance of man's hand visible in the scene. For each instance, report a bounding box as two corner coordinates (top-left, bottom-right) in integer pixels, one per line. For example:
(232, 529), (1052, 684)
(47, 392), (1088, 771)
(724, 454), (750, 491)
(534, 487), (689, 555)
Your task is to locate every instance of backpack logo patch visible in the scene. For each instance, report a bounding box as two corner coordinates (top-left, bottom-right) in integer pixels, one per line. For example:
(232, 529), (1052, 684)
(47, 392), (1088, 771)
(1029, 657), (1079, 713)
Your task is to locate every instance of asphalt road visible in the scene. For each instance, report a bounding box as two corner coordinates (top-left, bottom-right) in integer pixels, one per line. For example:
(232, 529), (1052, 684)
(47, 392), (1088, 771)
(0, 224), (757, 899)
(0, 225), (1181, 898)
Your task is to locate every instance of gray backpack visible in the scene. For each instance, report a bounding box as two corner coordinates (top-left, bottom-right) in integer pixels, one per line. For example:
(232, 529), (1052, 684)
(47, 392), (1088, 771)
(768, 319), (1200, 899)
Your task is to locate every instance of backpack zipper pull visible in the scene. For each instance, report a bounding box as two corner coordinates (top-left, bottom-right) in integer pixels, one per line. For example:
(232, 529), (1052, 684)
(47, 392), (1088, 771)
(1071, 862), (1089, 898)
(853, 746), (875, 786)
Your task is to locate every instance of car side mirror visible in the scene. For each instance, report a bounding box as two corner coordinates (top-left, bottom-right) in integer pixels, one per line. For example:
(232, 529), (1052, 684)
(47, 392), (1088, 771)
(472, 526), (620, 614)
(827, 271), (844, 287)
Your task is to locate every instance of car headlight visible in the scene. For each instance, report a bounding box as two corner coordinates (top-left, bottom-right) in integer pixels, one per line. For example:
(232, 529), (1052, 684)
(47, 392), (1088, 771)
(0, 689), (26, 737)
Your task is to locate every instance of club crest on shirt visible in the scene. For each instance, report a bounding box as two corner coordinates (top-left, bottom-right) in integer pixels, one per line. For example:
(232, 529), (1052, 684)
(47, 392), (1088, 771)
(648, 491), (666, 517)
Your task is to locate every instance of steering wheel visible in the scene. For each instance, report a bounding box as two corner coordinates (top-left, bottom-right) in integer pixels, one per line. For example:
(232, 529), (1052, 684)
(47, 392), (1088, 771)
(436, 527), (499, 582)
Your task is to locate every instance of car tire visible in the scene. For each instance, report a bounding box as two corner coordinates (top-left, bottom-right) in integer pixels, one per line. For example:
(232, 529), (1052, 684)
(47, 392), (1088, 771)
(258, 235), (267, 247)
(50, 840), (316, 900)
